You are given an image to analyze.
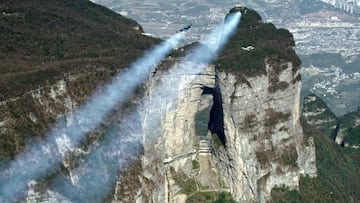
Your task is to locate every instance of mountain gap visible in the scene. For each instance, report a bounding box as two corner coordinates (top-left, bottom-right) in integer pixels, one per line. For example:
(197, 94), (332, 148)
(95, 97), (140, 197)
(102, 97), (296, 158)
(200, 83), (226, 147)
(194, 92), (212, 140)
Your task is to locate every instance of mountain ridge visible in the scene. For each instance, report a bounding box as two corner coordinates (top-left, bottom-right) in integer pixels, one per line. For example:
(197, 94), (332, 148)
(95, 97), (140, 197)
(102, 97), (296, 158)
(0, 0), (159, 100)
(0, 1), (359, 202)
(0, 0), (158, 160)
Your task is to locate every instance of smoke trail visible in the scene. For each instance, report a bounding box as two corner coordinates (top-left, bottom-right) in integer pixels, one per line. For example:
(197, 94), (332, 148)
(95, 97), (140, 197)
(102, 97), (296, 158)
(144, 11), (241, 143)
(0, 32), (185, 201)
(51, 12), (241, 202)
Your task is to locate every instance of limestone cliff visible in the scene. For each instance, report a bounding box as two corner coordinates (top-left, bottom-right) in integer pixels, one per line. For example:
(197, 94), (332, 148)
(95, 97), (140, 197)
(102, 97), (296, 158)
(121, 7), (318, 203)
(129, 61), (317, 203)
(0, 3), (319, 203)
(216, 61), (317, 202)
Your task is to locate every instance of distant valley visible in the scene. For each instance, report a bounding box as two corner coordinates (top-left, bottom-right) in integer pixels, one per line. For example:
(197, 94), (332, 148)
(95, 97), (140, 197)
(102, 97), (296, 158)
(93, 0), (360, 116)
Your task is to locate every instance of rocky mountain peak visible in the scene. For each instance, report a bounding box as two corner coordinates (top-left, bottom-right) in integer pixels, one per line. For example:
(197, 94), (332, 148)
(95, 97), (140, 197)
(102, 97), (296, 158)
(217, 7), (300, 79)
(0, 3), (321, 203)
(130, 7), (317, 203)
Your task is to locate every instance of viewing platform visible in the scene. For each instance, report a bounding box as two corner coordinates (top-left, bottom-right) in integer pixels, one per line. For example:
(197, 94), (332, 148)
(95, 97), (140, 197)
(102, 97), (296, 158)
(198, 139), (211, 154)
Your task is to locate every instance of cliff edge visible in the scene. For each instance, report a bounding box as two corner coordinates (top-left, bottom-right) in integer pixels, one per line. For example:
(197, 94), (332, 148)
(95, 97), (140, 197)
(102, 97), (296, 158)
(128, 7), (317, 203)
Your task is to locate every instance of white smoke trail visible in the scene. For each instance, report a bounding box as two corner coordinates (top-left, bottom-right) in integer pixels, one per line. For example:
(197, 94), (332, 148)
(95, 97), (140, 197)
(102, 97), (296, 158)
(143, 11), (241, 143)
(0, 32), (185, 201)
(51, 12), (241, 202)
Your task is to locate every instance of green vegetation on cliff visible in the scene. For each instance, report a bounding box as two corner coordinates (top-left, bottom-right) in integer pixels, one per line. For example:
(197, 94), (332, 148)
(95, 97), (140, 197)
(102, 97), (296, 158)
(303, 94), (360, 146)
(186, 191), (236, 203)
(271, 118), (360, 202)
(216, 7), (300, 77)
(274, 95), (360, 202)
(0, 0), (158, 160)
(0, 0), (158, 100)
(302, 94), (338, 139)
(339, 107), (360, 146)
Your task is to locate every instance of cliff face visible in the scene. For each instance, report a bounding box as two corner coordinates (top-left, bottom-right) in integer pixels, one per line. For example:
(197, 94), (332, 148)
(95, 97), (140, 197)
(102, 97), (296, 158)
(216, 61), (317, 202)
(0, 77), (76, 158)
(0, 0), (155, 201)
(338, 108), (360, 148)
(302, 94), (360, 148)
(131, 60), (317, 203)
(125, 7), (318, 203)
(0, 3), (319, 202)
(0, 0), (156, 160)
(112, 63), (218, 203)
(302, 94), (338, 140)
